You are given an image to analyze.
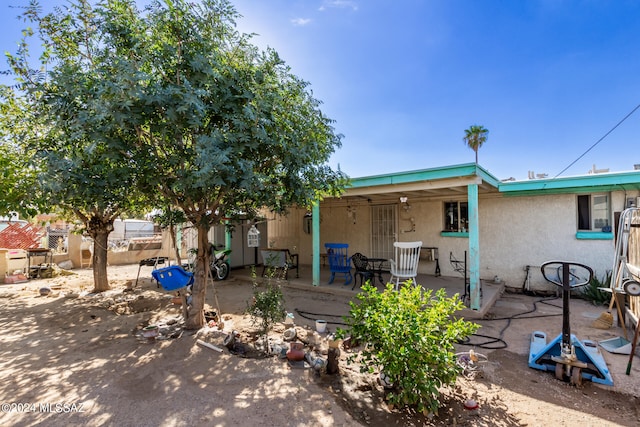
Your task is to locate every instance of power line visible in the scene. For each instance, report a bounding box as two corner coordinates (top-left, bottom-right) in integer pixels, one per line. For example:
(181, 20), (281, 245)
(554, 103), (640, 178)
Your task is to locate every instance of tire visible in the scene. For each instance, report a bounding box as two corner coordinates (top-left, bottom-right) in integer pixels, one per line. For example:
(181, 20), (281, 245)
(570, 367), (583, 386)
(555, 362), (565, 381)
(213, 262), (230, 280)
(623, 279), (640, 296)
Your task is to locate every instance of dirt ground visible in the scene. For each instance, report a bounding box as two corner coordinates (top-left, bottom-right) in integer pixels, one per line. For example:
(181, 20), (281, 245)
(1, 264), (639, 427)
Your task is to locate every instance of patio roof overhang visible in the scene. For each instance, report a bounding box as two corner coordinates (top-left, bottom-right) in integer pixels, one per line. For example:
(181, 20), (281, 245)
(313, 163), (498, 310)
(325, 163), (501, 205)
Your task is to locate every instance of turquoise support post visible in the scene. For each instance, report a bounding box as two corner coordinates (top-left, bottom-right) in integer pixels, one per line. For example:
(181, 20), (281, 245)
(468, 183), (480, 310)
(225, 221), (232, 250)
(312, 202), (320, 286)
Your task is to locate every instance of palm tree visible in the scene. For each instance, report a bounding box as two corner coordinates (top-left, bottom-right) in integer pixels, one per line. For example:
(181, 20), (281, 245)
(463, 125), (489, 164)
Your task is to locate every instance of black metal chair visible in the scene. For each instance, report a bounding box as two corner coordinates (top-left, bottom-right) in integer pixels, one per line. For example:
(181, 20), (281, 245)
(351, 252), (374, 290)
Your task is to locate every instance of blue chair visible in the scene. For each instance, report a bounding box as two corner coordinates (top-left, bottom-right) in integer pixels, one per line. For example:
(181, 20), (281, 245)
(324, 243), (353, 286)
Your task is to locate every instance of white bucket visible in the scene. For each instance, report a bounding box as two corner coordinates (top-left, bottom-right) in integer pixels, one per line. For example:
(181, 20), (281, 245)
(315, 319), (327, 333)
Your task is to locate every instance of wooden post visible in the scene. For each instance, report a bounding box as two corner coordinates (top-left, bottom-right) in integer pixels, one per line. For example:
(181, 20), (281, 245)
(326, 347), (339, 374)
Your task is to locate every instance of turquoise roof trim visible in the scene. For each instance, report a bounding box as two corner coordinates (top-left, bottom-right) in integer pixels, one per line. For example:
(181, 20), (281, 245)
(349, 163), (502, 189)
(344, 163), (640, 196)
(499, 171), (640, 196)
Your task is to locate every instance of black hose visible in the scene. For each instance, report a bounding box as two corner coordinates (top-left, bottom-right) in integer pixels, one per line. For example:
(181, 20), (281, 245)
(294, 308), (350, 326)
(297, 296), (563, 351)
(459, 296), (562, 350)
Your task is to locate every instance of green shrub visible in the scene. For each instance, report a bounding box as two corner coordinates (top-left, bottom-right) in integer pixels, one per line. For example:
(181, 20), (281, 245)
(246, 271), (286, 350)
(339, 282), (479, 415)
(579, 271), (612, 306)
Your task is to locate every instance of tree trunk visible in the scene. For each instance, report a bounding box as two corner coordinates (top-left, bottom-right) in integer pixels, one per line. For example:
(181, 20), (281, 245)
(91, 229), (110, 292)
(169, 224), (181, 266)
(184, 223), (209, 329)
(79, 212), (115, 293)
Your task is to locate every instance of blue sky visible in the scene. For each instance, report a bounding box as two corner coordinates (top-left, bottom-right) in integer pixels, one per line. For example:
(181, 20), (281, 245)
(3, 1), (640, 180)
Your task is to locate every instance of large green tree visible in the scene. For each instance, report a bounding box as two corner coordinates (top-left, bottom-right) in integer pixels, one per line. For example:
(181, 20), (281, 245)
(114, 0), (346, 328)
(6, 0), (149, 291)
(463, 125), (489, 164)
(9, 0), (346, 328)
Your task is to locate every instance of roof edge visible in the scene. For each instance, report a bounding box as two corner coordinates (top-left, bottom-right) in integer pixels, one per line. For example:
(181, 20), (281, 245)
(499, 170), (640, 195)
(349, 163), (501, 189)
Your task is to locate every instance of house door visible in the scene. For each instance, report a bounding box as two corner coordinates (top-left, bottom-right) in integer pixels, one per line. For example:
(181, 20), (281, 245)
(370, 204), (396, 259)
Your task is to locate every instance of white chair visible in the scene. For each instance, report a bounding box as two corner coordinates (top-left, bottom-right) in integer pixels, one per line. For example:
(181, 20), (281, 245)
(389, 241), (422, 290)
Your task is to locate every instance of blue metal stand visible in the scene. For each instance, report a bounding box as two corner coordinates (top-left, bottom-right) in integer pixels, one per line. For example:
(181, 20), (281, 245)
(528, 261), (614, 386)
(529, 331), (613, 386)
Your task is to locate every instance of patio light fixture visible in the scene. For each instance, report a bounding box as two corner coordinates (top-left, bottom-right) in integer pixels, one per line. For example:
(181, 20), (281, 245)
(400, 196), (411, 211)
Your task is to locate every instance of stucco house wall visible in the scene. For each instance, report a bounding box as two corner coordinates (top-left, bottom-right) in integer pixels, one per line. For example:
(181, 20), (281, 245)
(265, 188), (632, 292)
(318, 204), (372, 255)
(477, 193), (615, 291)
(263, 209), (306, 258)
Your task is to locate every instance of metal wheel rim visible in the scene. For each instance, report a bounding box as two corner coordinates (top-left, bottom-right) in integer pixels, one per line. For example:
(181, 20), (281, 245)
(623, 279), (640, 296)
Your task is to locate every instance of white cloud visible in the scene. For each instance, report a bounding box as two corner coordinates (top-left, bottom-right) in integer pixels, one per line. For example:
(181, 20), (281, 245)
(291, 17), (312, 26)
(319, 1), (358, 12)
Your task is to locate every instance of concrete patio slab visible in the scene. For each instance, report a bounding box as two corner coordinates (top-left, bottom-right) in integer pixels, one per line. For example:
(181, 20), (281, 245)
(229, 263), (504, 319)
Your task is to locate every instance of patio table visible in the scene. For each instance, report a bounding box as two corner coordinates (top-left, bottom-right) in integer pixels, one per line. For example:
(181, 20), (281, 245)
(367, 258), (390, 285)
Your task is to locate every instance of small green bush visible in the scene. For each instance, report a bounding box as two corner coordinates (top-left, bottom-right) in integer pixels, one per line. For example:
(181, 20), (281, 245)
(246, 271), (286, 350)
(339, 282), (479, 415)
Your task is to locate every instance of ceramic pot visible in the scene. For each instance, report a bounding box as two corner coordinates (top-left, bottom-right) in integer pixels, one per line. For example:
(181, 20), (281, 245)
(286, 342), (305, 361)
(283, 327), (297, 341)
(142, 325), (159, 340)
